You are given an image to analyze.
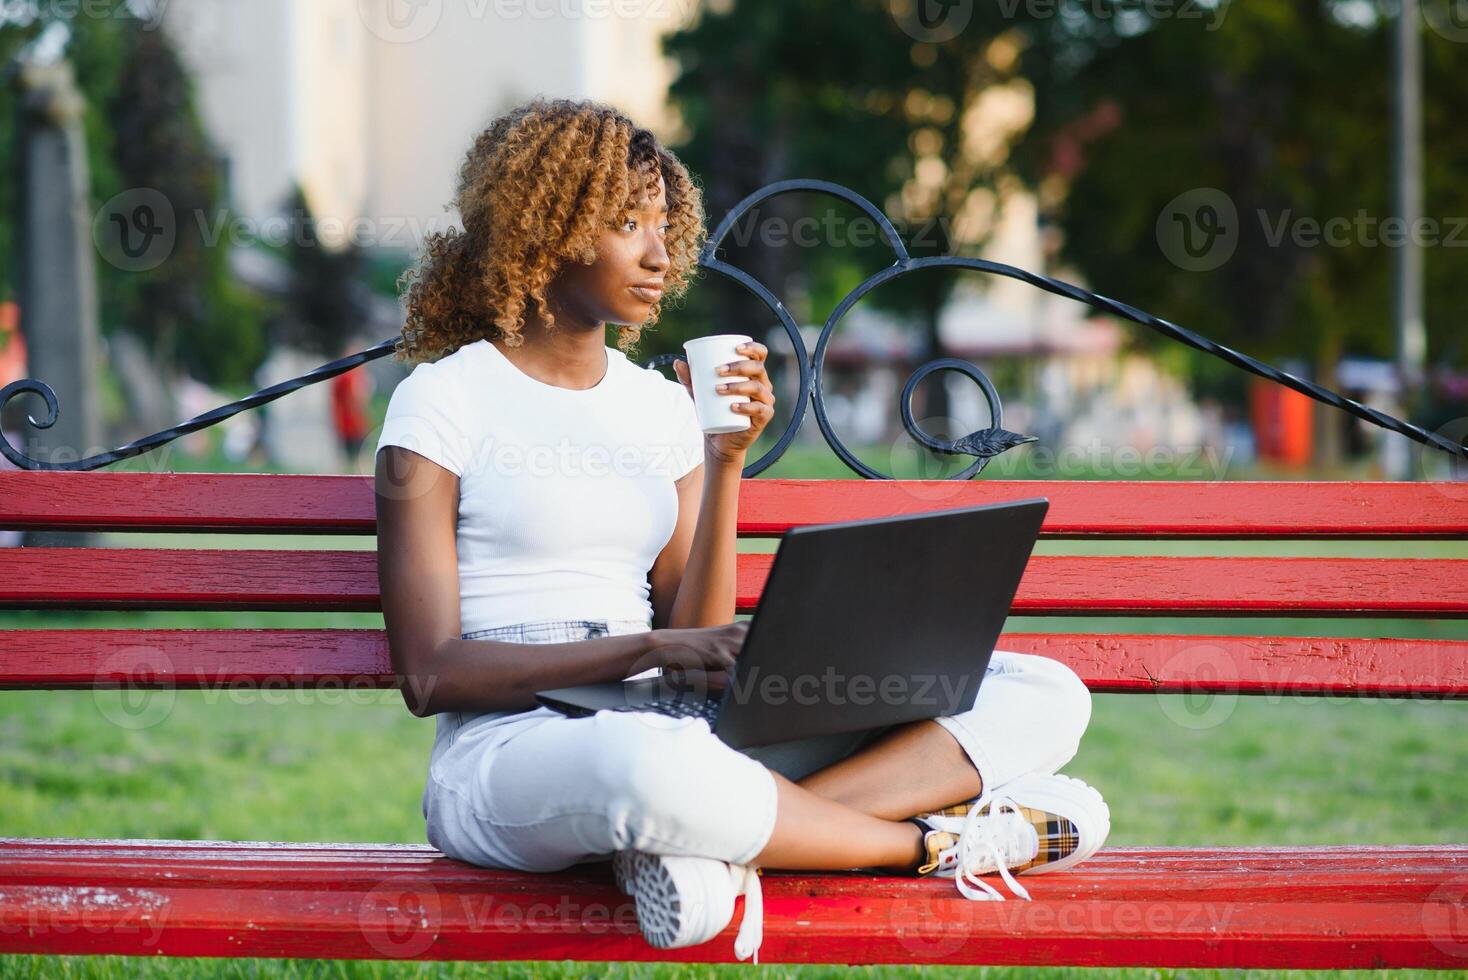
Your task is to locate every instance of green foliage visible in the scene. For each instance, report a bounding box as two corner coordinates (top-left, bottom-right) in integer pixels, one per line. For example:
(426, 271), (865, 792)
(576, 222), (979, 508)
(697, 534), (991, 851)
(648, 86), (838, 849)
(106, 18), (233, 380)
(0, 9), (132, 305)
(660, 0), (1025, 367)
(1012, 0), (1468, 372)
(0, 5), (272, 387)
(190, 262), (271, 388)
(274, 183), (369, 359)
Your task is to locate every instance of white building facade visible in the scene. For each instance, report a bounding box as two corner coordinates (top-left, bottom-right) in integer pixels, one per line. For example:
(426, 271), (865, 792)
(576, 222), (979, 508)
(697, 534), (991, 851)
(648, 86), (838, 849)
(161, 0), (690, 250)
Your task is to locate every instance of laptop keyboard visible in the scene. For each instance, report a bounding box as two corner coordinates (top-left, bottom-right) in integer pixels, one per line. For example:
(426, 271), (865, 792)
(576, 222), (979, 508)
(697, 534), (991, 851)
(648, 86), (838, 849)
(605, 697), (722, 724)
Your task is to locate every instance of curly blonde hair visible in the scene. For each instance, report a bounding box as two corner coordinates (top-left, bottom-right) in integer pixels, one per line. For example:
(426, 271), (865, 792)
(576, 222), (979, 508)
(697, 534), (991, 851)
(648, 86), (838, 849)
(391, 98), (706, 366)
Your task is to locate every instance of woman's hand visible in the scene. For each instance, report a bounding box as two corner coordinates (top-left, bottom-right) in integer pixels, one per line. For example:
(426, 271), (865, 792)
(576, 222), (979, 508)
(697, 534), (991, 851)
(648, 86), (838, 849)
(673, 340), (776, 465)
(647, 621), (748, 688)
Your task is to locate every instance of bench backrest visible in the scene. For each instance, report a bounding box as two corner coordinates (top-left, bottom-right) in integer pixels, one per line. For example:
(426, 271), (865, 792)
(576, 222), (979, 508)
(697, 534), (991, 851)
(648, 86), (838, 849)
(1, 471), (1465, 699)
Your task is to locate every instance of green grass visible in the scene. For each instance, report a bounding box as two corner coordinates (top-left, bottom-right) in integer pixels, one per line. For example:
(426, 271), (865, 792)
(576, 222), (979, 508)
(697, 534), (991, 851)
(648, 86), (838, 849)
(4, 441), (1466, 976)
(2, 688), (1464, 847)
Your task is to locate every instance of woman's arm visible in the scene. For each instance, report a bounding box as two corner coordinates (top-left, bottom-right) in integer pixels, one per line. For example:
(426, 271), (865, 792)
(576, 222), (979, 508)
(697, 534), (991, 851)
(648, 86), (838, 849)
(375, 445), (665, 716)
(656, 455), (744, 629)
(653, 340), (776, 630)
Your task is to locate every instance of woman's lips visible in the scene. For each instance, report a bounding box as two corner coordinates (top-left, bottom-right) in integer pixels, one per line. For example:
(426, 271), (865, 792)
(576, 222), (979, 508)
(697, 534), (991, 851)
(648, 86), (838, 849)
(629, 285), (663, 304)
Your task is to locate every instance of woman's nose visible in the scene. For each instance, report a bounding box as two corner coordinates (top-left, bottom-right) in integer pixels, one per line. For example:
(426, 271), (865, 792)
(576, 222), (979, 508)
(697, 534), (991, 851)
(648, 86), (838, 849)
(644, 231), (670, 271)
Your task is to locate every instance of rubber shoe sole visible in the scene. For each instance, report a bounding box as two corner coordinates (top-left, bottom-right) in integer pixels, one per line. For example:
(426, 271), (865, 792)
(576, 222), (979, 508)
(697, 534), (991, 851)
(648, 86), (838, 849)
(610, 850), (736, 949)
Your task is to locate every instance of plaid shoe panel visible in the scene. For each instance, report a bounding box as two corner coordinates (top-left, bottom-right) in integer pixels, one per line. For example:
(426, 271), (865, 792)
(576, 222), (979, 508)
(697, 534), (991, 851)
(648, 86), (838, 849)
(1011, 810), (1079, 873)
(912, 799), (1080, 874)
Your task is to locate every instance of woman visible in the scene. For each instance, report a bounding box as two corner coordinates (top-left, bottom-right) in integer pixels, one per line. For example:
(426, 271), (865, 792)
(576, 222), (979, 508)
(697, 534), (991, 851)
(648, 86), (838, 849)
(374, 98), (1108, 961)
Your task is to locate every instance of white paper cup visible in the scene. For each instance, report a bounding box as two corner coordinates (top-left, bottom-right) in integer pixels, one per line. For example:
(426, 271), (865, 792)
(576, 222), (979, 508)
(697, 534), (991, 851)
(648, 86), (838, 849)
(683, 334), (753, 434)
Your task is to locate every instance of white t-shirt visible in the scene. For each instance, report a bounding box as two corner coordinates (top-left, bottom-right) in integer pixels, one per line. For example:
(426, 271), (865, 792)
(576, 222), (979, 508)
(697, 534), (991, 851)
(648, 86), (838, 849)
(375, 337), (706, 634)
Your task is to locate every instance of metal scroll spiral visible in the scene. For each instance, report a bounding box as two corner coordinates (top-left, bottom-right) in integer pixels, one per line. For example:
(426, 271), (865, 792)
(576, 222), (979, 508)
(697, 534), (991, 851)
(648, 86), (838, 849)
(3, 177), (1466, 474)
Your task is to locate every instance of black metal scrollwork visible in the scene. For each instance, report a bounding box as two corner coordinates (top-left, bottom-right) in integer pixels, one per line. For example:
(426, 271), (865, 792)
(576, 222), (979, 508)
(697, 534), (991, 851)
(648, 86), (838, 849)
(2, 178), (1464, 474)
(0, 339), (400, 471)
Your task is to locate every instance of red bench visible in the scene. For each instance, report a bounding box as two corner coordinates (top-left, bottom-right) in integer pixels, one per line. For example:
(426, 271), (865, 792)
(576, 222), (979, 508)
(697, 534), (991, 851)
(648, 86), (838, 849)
(2, 470), (1466, 967)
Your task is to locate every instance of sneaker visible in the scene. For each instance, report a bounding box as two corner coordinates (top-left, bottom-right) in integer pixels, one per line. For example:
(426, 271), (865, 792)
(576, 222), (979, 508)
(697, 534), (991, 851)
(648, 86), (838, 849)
(611, 850), (765, 962)
(909, 773), (1109, 901)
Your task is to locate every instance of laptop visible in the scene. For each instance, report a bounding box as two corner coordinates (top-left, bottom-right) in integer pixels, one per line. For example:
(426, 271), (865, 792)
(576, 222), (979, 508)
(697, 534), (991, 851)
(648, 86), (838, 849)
(536, 497), (1049, 749)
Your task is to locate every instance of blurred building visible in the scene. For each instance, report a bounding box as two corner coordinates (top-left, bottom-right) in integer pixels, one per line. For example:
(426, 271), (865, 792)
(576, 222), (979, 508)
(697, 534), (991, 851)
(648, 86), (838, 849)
(161, 0), (688, 248)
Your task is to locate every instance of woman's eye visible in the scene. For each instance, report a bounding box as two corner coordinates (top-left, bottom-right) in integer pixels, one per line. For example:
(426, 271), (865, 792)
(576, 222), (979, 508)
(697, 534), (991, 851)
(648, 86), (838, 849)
(619, 218), (670, 234)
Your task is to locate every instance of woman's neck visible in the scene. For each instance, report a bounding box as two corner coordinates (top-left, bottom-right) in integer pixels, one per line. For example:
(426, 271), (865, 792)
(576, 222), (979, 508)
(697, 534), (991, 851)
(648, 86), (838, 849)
(493, 311), (609, 390)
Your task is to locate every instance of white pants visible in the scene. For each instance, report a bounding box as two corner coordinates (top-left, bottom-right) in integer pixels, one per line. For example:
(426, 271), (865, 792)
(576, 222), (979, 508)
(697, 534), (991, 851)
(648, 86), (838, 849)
(423, 618), (1093, 872)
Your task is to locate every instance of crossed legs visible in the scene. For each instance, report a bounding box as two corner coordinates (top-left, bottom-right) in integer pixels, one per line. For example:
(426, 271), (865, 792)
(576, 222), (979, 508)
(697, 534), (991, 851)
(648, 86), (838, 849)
(748, 649), (1097, 871)
(425, 652), (1092, 875)
(750, 719), (980, 871)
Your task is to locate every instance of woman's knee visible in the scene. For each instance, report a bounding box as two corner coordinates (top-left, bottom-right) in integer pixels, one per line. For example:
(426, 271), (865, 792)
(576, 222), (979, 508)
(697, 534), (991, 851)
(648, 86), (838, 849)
(1019, 652), (1093, 746)
(959, 651), (1093, 767)
(583, 713), (718, 819)
(580, 712), (774, 857)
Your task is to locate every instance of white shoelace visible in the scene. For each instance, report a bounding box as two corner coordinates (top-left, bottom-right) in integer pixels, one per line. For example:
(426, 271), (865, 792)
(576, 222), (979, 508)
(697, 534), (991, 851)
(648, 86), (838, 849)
(732, 863), (764, 962)
(732, 792), (1034, 964)
(953, 789), (1035, 902)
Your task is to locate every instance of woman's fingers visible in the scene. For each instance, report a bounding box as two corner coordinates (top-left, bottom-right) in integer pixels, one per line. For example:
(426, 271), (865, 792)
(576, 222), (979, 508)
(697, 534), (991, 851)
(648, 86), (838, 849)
(716, 378), (774, 401)
(717, 359), (764, 377)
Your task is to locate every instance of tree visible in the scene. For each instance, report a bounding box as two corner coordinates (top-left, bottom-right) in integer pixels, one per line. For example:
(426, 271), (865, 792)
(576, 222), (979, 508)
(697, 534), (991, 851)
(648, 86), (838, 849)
(275, 184), (367, 360)
(0, 9), (130, 307)
(662, 0), (1031, 428)
(1010, 0), (1468, 460)
(1, 5), (269, 390)
(106, 18), (223, 383)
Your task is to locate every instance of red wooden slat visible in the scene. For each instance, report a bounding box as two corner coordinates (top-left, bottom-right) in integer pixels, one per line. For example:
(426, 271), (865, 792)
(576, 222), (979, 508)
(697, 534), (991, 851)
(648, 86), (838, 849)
(3, 550), (1465, 616)
(0, 629), (391, 689)
(734, 479), (1468, 538)
(0, 549), (379, 611)
(999, 632), (1468, 698)
(2, 472), (1467, 538)
(0, 472), (375, 534)
(1, 838), (1464, 966)
(2, 629), (1465, 698)
(736, 554), (1468, 617)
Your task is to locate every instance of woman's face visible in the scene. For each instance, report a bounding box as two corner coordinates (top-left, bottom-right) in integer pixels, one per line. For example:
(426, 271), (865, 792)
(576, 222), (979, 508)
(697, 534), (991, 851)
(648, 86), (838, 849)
(552, 172), (671, 329)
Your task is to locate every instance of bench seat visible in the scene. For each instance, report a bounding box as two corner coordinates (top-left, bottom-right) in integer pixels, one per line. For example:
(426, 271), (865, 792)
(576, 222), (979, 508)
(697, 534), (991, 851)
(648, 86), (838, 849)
(2, 837), (1465, 967)
(3, 472), (1465, 966)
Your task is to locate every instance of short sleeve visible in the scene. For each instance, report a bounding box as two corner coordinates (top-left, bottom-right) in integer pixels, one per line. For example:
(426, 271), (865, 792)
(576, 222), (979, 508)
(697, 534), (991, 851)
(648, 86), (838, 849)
(669, 382), (706, 480)
(375, 364), (472, 478)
